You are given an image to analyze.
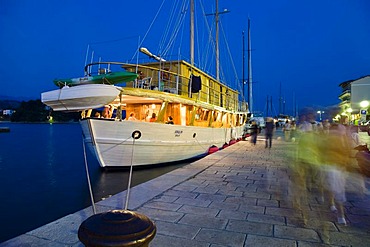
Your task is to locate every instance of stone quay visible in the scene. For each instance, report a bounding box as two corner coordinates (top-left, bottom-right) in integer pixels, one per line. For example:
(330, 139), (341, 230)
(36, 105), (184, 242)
(2, 135), (370, 246)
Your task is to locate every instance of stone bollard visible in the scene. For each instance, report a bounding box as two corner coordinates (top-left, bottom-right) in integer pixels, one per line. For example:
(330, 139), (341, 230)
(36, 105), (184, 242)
(78, 210), (156, 247)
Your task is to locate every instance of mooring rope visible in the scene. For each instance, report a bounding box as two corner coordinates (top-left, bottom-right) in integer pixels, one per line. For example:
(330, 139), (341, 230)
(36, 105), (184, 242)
(124, 130), (142, 210)
(193, 133), (209, 150)
(82, 134), (96, 214)
(102, 135), (134, 153)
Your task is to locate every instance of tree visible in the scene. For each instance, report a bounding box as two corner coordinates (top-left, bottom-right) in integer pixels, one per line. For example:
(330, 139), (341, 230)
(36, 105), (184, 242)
(10, 100), (80, 122)
(11, 100), (49, 122)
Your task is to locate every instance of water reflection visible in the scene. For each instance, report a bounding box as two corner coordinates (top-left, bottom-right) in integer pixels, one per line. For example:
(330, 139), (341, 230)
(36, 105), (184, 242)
(0, 123), (192, 243)
(90, 162), (188, 202)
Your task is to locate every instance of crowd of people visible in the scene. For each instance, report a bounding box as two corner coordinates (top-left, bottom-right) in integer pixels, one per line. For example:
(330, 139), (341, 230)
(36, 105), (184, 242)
(247, 110), (368, 236)
(83, 106), (176, 124)
(286, 110), (368, 233)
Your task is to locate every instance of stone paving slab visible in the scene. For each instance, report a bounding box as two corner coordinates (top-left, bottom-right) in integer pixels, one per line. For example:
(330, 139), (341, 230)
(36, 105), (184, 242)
(2, 136), (370, 246)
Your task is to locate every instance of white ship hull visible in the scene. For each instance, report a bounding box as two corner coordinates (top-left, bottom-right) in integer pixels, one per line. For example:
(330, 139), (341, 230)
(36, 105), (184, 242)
(81, 118), (244, 167)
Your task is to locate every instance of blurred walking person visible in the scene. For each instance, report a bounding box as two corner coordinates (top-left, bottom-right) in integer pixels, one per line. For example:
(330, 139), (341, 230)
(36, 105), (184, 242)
(265, 117), (275, 148)
(290, 120), (297, 142)
(347, 125), (369, 196)
(250, 121), (259, 145)
(291, 109), (320, 225)
(320, 124), (350, 225)
(283, 120), (291, 141)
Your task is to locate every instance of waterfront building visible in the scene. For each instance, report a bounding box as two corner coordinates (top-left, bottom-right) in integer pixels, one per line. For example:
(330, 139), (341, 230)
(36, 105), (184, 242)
(2, 110), (14, 116)
(338, 75), (370, 124)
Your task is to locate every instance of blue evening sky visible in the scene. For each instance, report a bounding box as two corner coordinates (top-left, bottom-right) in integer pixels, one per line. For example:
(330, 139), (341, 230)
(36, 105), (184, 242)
(1, 0), (369, 115)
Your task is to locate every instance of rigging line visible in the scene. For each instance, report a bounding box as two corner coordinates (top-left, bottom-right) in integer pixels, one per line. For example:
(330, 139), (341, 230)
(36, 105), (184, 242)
(164, 0), (188, 55)
(162, 16), (185, 56)
(159, 0), (179, 54)
(271, 99), (278, 117)
(162, 0), (188, 57)
(166, 18), (185, 57)
(89, 36), (138, 45)
(167, 23), (185, 61)
(201, 1), (222, 78)
(217, 23), (227, 85)
(204, 25), (216, 75)
(130, 0), (167, 61)
(172, 0), (188, 60)
(166, 6), (186, 62)
(199, 0), (214, 73)
(88, 36), (139, 63)
(220, 21), (239, 89)
(197, 0), (212, 71)
(217, 23), (232, 88)
(195, 0), (201, 67)
(173, 13), (186, 60)
(263, 97), (268, 116)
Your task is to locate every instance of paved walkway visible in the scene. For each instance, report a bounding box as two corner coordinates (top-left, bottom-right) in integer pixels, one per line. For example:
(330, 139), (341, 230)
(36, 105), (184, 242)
(2, 136), (370, 246)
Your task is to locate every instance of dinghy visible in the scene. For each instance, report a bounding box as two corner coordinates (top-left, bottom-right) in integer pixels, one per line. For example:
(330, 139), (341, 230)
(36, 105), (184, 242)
(41, 84), (121, 111)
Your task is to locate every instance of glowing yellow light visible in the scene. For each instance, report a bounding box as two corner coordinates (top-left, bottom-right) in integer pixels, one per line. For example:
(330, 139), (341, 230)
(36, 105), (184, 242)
(360, 100), (369, 108)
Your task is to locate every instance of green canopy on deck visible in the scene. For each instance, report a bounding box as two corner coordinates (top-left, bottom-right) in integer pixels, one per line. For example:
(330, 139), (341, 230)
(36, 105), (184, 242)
(53, 71), (138, 87)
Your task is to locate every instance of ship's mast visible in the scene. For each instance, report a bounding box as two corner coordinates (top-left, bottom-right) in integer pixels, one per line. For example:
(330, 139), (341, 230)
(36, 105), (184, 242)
(190, 0), (194, 66)
(247, 18), (253, 113)
(203, 0), (229, 82)
(215, 0), (220, 81)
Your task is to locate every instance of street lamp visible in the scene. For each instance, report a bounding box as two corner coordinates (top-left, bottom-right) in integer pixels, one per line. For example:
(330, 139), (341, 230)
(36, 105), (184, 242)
(139, 47), (166, 62)
(317, 110), (324, 121)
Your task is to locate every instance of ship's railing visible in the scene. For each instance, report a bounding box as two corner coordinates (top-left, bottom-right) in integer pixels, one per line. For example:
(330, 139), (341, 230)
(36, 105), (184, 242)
(124, 63), (240, 112)
(84, 61), (240, 112)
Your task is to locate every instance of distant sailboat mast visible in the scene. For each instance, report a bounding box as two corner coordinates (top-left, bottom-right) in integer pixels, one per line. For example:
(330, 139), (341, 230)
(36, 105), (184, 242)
(247, 18), (253, 113)
(242, 31), (245, 101)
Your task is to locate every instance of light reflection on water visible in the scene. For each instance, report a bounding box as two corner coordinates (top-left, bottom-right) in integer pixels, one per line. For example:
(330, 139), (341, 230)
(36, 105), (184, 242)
(0, 122), (188, 243)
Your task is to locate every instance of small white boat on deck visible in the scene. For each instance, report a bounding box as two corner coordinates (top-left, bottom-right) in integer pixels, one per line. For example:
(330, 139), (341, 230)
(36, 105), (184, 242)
(41, 84), (121, 111)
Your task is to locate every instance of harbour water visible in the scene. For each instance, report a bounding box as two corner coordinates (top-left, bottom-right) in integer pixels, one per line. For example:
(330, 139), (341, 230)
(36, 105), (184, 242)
(0, 122), (188, 243)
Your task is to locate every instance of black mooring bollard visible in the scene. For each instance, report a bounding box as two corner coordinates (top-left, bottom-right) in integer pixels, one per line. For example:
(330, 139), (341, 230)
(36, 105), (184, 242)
(78, 210), (156, 247)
